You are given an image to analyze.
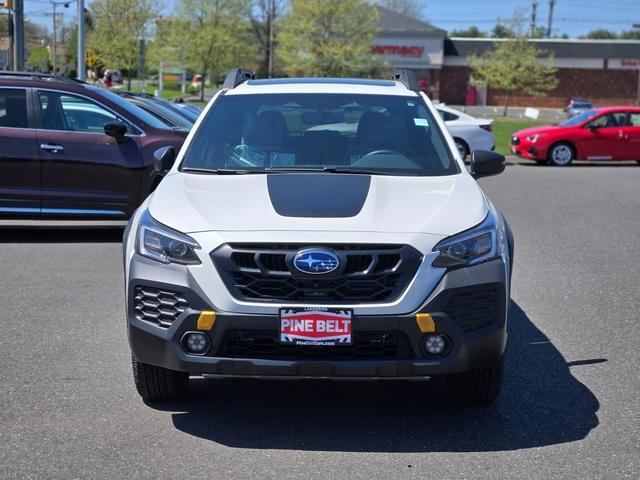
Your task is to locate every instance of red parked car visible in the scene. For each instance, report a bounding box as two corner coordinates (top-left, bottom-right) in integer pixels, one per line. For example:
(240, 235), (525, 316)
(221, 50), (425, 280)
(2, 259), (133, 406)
(511, 107), (640, 166)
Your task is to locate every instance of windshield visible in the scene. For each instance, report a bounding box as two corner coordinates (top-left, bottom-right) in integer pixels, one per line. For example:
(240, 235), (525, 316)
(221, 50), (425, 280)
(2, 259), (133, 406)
(135, 98), (193, 128)
(181, 93), (458, 176)
(86, 86), (170, 130)
(560, 109), (598, 127)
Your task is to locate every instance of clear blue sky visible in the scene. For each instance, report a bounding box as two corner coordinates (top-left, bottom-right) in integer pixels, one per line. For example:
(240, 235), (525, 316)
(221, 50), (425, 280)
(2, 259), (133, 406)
(22, 0), (640, 38)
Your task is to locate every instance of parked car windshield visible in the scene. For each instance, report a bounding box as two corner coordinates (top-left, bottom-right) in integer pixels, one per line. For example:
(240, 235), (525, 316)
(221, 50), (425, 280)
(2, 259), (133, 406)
(182, 93), (459, 176)
(87, 86), (169, 130)
(560, 109), (598, 126)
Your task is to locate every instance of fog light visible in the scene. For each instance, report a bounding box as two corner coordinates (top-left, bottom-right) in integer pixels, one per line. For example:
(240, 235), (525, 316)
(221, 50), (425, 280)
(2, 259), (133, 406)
(182, 331), (210, 355)
(424, 334), (446, 355)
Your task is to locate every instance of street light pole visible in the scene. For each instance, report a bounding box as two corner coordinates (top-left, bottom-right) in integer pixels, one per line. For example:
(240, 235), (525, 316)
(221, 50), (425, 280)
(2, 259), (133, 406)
(51, 1), (57, 72)
(13, 0), (24, 71)
(77, 0), (85, 80)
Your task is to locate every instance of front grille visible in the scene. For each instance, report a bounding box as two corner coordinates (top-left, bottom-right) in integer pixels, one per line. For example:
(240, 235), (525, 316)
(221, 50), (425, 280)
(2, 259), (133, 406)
(212, 244), (422, 303)
(442, 286), (501, 331)
(133, 286), (189, 327)
(216, 330), (414, 359)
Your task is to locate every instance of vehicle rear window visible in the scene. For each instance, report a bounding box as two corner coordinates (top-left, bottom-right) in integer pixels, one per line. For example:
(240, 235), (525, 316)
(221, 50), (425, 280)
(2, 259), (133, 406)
(438, 109), (459, 121)
(0, 88), (28, 128)
(182, 93), (459, 176)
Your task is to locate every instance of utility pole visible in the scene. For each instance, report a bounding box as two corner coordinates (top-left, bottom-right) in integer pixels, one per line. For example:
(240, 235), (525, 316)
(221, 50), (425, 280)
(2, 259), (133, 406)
(51, 1), (57, 72)
(13, 0), (23, 70)
(77, 0), (85, 80)
(530, 0), (538, 38)
(7, 9), (14, 70)
(267, 0), (274, 78)
(546, 0), (555, 38)
(634, 24), (640, 105)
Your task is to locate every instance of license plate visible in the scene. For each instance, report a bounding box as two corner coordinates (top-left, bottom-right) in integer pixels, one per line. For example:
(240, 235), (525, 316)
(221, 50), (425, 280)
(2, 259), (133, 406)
(279, 308), (352, 345)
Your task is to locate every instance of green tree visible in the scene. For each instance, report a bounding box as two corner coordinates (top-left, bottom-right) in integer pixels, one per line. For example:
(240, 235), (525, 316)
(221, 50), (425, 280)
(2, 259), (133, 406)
(27, 46), (51, 72)
(170, 0), (254, 101)
(0, 14), (48, 40)
(620, 30), (640, 40)
(450, 26), (486, 38)
(469, 38), (558, 116)
(279, 0), (382, 77)
(244, 0), (287, 77)
(584, 29), (618, 39)
(376, 0), (425, 19)
(89, 0), (161, 89)
(64, 13), (95, 77)
(491, 24), (515, 38)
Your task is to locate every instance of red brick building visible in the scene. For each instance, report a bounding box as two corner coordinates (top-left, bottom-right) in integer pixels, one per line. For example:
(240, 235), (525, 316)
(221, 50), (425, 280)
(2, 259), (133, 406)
(375, 7), (640, 107)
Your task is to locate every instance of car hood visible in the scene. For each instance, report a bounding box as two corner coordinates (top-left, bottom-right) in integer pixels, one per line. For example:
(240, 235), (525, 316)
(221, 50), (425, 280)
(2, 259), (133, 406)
(148, 172), (488, 236)
(514, 125), (562, 137)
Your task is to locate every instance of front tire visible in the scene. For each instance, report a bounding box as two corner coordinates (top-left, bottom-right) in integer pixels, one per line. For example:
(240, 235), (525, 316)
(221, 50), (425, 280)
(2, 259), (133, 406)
(132, 355), (189, 401)
(548, 142), (574, 166)
(454, 138), (469, 160)
(446, 357), (504, 405)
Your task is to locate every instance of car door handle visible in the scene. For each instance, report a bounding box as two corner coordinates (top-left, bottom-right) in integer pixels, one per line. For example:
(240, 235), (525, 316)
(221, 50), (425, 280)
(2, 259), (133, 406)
(40, 143), (64, 153)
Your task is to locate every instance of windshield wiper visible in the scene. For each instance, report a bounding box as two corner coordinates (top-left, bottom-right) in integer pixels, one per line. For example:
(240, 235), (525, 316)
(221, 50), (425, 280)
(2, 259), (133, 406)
(181, 167), (251, 175)
(264, 167), (389, 175)
(182, 166), (416, 176)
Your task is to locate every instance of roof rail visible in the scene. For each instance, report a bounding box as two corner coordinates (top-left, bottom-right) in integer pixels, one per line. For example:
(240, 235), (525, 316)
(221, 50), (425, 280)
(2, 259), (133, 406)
(222, 68), (256, 89)
(0, 71), (83, 84)
(390, 69), (419, 92)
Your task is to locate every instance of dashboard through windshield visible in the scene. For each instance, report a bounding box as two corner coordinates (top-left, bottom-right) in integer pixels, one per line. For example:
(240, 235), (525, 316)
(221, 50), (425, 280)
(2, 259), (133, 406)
(181, 93), (459, 176)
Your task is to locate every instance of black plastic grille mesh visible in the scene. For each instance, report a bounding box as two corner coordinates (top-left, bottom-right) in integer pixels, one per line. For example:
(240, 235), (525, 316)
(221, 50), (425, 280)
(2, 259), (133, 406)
(133, 286), (189, 328)
(216, 330), (414, 360)
(213, 244), (422, 304)
(442, 286), (501, 331)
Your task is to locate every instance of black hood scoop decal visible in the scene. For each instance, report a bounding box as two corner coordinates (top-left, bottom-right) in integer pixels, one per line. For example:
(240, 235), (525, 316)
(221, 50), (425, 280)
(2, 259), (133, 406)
(267, 174), (371, 218)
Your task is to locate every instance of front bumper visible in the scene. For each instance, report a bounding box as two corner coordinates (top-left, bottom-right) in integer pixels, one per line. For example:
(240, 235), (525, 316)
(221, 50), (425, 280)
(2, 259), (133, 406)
(127, 258), (508, 378)
(510, 140), (548, 160)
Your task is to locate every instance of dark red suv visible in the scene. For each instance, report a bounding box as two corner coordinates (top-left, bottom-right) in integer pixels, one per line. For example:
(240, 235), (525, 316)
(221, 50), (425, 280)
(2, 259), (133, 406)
(0, 72), (188, 220)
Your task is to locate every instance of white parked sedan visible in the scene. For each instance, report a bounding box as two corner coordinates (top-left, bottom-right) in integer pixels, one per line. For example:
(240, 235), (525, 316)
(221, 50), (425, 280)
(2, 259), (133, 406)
(436, 104), (495, 159)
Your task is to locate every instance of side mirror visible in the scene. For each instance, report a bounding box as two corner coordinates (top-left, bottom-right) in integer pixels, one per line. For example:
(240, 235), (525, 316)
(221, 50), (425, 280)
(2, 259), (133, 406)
(104, 121), (128, 141)
(153, 146), (176, 175)
(587, 124), (600, 131)
(469, 150), (506, 179)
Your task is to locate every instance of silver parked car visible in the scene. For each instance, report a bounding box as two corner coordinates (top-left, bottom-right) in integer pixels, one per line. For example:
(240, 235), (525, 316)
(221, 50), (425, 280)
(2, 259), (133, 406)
(436, 104), (495, 159)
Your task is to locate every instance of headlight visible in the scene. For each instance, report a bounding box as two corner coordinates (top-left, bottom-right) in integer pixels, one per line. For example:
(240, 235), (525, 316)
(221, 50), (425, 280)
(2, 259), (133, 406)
(136, 209), (201, 265)
(526, 134), (544, 143)
(432, 206), (506, 268)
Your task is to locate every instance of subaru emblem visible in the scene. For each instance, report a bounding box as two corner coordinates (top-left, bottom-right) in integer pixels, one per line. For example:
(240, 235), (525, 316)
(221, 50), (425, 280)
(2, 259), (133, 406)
(293, 248), (340, 275)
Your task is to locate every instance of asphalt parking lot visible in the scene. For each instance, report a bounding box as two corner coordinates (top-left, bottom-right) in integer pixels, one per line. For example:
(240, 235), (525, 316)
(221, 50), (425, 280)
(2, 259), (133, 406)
(1, 163), (639, 479)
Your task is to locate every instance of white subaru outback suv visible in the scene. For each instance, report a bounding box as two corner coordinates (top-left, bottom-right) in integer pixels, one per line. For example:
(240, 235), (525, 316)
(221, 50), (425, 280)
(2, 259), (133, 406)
(124, 69), (513, 405)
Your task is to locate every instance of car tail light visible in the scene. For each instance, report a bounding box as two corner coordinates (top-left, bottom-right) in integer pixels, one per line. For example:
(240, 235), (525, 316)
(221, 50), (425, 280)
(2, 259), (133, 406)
(480, 123), (493, 133)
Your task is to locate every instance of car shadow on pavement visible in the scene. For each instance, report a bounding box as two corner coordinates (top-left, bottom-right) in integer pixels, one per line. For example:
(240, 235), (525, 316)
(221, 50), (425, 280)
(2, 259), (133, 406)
(157, 301), (601, 452)
(0, 228), (123, 243)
